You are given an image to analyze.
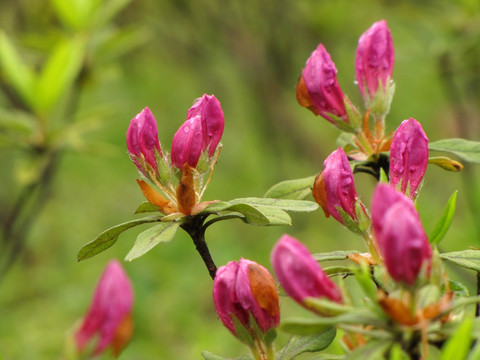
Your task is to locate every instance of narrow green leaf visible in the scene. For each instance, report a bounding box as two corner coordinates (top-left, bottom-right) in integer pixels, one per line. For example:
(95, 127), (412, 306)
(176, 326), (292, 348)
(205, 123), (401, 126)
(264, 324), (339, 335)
(125, 222), (180, 261)
(323, 265), (354, 276)
(77, 216), (161, 261)
(0, 31), (35, 106)
(279, 327), (336, 360)
(429, 191), (457, 244)
(264, 176), (316, 200)
(304, 297), (354, 316)
(440, 250), (480, 272)
(429, 138), (480, 164)
(134, 201), (160, 214)
(35, 36), (86, 112)
(229, 197), (318, 212)
(429, 156), (464, 172)
(441, 318), (473, 360)
(312, 250), (359, 262)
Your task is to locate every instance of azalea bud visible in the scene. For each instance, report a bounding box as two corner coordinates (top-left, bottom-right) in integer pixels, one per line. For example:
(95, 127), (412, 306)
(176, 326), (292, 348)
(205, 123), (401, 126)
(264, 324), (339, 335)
(75, 260), (134, 357)
(312, 147), (360, 225)
(355, 20), (394, 101)
(296, 44), (349, 125)
(389, 118), (429, 198)
(126, 107), (162, 176)
(213, 258), (280, 339)
(371, 184), (432, 285)
(271, 234), (342, 310)
(171, 94), (224, 169)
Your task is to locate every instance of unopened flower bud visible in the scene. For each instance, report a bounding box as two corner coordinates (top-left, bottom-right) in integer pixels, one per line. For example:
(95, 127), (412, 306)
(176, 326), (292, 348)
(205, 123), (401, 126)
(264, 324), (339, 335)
(75, 260), (134, 357)
(389, 118), (429, 198)
(296, 44), (349, 125)
(271, 234), (342, 310)
(126, 107), (162, 177)
(213, 258), (280, 340)
(371, 184), (432, 285)
(312, 147), (360, 225)
(171, 94), (224, 169)
(355, 20), (394, 101)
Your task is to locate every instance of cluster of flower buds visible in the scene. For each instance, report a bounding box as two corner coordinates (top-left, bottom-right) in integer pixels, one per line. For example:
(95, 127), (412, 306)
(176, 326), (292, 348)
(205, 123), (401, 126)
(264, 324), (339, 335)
(297, 20), (395, 152)
(213, 259), (280, 351)
(372, 184), (432, 285)
(271, 235), (342, 311)
(126, 94), (224, 216)
(75, 260), (134, 358)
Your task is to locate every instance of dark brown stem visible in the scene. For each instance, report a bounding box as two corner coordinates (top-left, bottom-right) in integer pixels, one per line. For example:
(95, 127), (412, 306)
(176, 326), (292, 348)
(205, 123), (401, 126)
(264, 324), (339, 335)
(181, 214), (217, 280)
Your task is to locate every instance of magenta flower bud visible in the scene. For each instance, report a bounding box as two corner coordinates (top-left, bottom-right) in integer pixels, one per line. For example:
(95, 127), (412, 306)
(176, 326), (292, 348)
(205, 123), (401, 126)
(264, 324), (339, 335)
(371, 184), (432, 285)
(312, 147), (359, 224)
(389, 118), (429, 198)
(126, 107), (162, 176)
(75, 260), (134, 357)
(355, 20), (394, 100)
(271, 234), (342, 308)
(171, 94), (224, 169)
(213, 258), (280, 338)
(296, 44), (348, 124)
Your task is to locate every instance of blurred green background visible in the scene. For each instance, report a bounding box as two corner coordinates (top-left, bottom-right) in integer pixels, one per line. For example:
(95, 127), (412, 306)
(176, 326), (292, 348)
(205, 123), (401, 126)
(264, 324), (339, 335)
(1, 0), (480, 359)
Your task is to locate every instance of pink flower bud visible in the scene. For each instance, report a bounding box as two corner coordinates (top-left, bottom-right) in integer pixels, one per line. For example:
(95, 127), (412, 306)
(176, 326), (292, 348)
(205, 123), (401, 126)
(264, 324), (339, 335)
(271, 234), (342, 308)
(213, 259), (280, 337)
(371, 184), (432, 285)
(355, 20), (394, 100)
(126, 107), (162, 176)
(75, 260), (134, 357)
(296, 44), (348, 124)
(389, 118), (429, 198)
(171, 94), (224, 169)
(312, 147), (359, 224)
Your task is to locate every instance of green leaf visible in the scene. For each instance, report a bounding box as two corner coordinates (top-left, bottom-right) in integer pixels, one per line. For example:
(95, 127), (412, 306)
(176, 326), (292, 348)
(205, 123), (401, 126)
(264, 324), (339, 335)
(203, 201), (233, 213)
(124, 222), (180, 261)
(264, 176), (316, 200)
(0, 31), (35, 107)
(441, 318), (473, 360)
(77, 216), (161, 261)
(35, 36), (86, 112)
(207, 203), (292, 226)
(313, 250), (359, 262)
(278, 327), (337, 360)
(440, 250), (480, 272)
(134, 201), (160, 214)
(429, 138), (480, 164)
(429, 191), (457, 244)
(201, 351), (252, 360)
(229, 197), (318, 212)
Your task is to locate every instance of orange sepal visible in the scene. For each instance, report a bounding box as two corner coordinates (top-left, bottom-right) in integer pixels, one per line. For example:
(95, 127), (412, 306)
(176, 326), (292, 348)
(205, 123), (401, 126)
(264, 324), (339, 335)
(136, 179), (176, 215)
(176, 164), (197, 215)
(378, 291), (418, 326)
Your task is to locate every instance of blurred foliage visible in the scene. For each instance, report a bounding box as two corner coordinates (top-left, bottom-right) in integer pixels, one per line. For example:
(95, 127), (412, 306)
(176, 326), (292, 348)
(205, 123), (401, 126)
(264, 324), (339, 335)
(0, 0), (480, 359)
